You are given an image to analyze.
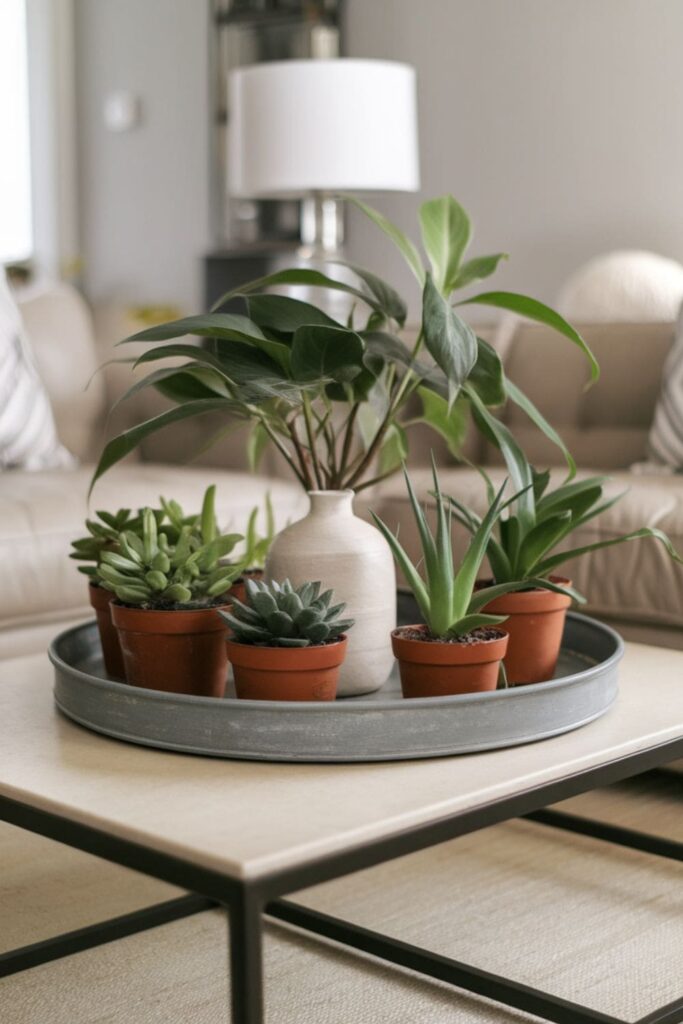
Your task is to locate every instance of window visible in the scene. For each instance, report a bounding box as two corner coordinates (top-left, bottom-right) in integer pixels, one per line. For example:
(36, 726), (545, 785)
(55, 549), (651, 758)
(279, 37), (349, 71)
(0, 0), (32, 263)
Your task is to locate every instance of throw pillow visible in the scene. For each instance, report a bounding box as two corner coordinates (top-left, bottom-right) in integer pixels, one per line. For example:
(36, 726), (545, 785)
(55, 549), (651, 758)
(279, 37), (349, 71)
(648, 302), (683, 469)
(0, 271), (74, 470)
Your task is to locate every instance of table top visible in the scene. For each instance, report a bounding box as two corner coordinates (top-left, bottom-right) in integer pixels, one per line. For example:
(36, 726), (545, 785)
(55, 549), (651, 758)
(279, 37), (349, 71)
(0, 642), (682, 882)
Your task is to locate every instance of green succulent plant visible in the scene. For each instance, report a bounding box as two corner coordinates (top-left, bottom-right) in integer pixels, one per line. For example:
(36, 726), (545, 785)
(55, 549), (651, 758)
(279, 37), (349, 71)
(448, 397), (683, 592)
(220, 578), (354, 648)
(70, 508), (143, 578)
(242, 493), (276, 571)
(371, 459), (581, 640)
(97, 488), (243, 607)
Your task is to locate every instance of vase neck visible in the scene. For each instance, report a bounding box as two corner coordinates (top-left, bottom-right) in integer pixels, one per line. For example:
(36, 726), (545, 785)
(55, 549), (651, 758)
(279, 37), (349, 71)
(307, 489), (354, 518)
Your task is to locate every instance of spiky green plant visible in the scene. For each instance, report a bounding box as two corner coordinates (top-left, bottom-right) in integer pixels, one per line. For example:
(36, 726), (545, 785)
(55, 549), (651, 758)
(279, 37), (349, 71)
(445, 399), (683, 592)
(70, 508), (143, 579)
(220, 578), (354, 648)
(242, 492), (276, 571)
(98, 489), (243, 607)
(371, 459), (582, 639)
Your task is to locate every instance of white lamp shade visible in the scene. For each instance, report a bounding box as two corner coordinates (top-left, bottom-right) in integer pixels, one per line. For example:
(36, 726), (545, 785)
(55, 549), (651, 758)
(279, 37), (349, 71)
(228, 59), (419, 198)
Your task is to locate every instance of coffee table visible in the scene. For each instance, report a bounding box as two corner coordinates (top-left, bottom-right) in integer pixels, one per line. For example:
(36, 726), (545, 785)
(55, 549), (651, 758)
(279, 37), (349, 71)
(0, 641), (682, 1024)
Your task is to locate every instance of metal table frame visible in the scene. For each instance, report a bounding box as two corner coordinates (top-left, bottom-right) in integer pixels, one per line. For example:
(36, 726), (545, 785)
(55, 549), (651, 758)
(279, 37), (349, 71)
(1, 738), (682, 1024)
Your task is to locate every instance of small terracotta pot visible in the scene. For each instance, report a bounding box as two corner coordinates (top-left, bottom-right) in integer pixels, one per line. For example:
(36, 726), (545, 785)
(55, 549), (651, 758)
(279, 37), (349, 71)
(392, 625), (509, 698)
(226, 636), (348, 701)
(111, 603), (230, 697)
(480, 577), (572, 685)
(228, 569), (264, 605)
(89, 582), (125, 680)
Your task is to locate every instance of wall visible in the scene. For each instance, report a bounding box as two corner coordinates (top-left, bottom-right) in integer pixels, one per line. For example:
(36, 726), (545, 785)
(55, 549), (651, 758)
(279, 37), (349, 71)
(75, 0), (209, 312)
(344, 0), (683, 319)
(73, 0), (683, 320)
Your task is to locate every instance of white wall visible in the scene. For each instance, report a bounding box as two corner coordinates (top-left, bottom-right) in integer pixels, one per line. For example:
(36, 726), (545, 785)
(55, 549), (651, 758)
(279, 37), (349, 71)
(73, 0), (683, 319)
(75, 0), (209, 311)
(344, 0), (683, 319)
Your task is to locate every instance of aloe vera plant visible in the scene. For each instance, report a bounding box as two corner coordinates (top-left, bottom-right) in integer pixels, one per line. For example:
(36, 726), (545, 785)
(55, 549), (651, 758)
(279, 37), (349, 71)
(371, 460), (578, 639)
(97, 487), (243, 607)
(242, 493), (276, 571)
(220, 578), (353, 648)
(448, 397), (683, 590)
(90, 194), (598, 496)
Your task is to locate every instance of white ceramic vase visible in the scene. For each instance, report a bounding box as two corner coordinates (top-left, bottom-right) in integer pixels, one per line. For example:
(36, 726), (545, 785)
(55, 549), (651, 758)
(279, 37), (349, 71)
(265, 490), (396, 697)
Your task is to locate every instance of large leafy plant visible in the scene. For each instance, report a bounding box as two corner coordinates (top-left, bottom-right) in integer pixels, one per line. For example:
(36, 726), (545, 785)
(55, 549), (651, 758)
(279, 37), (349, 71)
(447, 404), (683, 589)
(370, 460), (576, 639)
(91, 195), (598, 495)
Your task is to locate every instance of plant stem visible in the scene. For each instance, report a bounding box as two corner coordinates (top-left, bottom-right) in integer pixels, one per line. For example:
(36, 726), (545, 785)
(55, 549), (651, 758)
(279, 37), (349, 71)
(302, 394), (324, 489)
(354, 466), (402, 493)
(260, 419), (308, 489)
(288, 417), (316, 491)
(338, 402), (360, 485)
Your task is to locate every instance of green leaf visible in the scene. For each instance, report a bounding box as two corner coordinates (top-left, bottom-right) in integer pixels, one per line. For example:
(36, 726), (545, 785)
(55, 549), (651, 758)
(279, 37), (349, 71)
(378, 424), (408, 475)
(113, 366), (228, 411)
(123, 313), (266, 344)
(468, 338), (506, 407)
(416, 386), (469, 456)
(89, 399), (234, 494)
(534, 527), (683, 577)
(290, 325), (365, 383)
(211, 267), (399, 322)
(451, 253), (509, 291)
(468, 576), (584, 613)
(464, 386), (535, 529)
(457, 291), (600, 383)
(330, 260), (408, 326)
(422, 274), (478, 408)
(369, 510), (431, 622)
(419, 195), (471, 295)
(447, 613), (508, 637)
(246, 421), (270, 471)
(504, 379), (576, 479)
(346, 196), (425, 285)
(451, 479), (508, 621)
(516, 512), (572, 577)
(247, 294), (340, 332)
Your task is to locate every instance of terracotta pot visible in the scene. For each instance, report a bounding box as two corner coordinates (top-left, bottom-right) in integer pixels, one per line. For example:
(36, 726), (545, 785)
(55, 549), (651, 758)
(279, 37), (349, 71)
(111, 603), (230, 697)
(226, 636), (348, 701)
(228, 569), (264, 605)
(89, 582), (125, 680)
(480, 577), (572, 685)
(392, 625), (509, 698)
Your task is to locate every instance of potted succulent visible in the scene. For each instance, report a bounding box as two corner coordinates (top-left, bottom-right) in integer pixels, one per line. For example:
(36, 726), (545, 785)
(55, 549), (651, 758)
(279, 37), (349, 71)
(100, 498), (243, 696)
(446, 394), (683, 683)
(228, 493), (276, 604)
(221, 578), (353, 701)
(89, 194), (598, 697)
(371, 461), (574, 697)
(70, 507), (143, 679)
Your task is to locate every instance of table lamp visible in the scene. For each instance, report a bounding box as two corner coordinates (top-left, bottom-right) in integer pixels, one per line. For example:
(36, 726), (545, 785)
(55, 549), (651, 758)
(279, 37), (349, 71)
(227, 58), (420, 258)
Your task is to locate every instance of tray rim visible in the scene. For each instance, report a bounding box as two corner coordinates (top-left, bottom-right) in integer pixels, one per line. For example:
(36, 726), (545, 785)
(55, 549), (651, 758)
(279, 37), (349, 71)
(49, 610), (624, 713)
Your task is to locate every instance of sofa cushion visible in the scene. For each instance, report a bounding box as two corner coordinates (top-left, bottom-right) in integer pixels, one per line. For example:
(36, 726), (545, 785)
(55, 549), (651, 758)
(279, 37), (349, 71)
(367, 466), (683, 630)
(0, 464), (307, 636)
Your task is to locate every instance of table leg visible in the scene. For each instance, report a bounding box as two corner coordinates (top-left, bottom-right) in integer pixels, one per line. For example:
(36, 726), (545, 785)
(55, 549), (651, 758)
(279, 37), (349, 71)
(228, 891), (264, 1024)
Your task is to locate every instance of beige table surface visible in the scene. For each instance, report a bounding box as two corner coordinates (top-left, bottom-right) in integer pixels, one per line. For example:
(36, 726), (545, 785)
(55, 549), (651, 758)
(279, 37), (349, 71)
(0, 644), (681, 881)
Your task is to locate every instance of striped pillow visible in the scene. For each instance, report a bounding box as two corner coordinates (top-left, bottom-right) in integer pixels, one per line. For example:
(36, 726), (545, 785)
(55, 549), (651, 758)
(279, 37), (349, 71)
(0, 272), (74, 470)
(648, 304), (683, 469)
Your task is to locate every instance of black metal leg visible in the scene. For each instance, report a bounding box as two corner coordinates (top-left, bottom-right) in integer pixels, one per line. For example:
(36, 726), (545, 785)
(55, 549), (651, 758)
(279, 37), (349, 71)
(228, 890), (264, 1024)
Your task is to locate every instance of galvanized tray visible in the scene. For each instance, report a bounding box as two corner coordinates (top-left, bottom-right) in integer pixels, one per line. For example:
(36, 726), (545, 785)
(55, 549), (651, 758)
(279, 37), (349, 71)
(49, 593), (624, 762)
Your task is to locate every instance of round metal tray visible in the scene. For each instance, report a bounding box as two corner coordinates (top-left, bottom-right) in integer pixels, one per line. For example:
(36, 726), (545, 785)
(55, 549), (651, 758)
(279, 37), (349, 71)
(49, 598), (624, 762)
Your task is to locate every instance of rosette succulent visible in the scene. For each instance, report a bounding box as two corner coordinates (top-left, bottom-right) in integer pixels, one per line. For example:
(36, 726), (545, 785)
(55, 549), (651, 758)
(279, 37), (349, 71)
(220, 578), (354, 647)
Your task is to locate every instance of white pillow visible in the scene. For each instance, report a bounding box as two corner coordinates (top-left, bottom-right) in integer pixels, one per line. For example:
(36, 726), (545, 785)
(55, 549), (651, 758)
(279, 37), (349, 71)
(648, 302), (683, 470)
(0, 271), (74, 470)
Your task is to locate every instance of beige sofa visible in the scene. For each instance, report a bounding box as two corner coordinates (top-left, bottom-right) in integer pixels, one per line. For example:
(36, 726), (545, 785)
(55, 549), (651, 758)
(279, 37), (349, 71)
(1, 284), (682, 659)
